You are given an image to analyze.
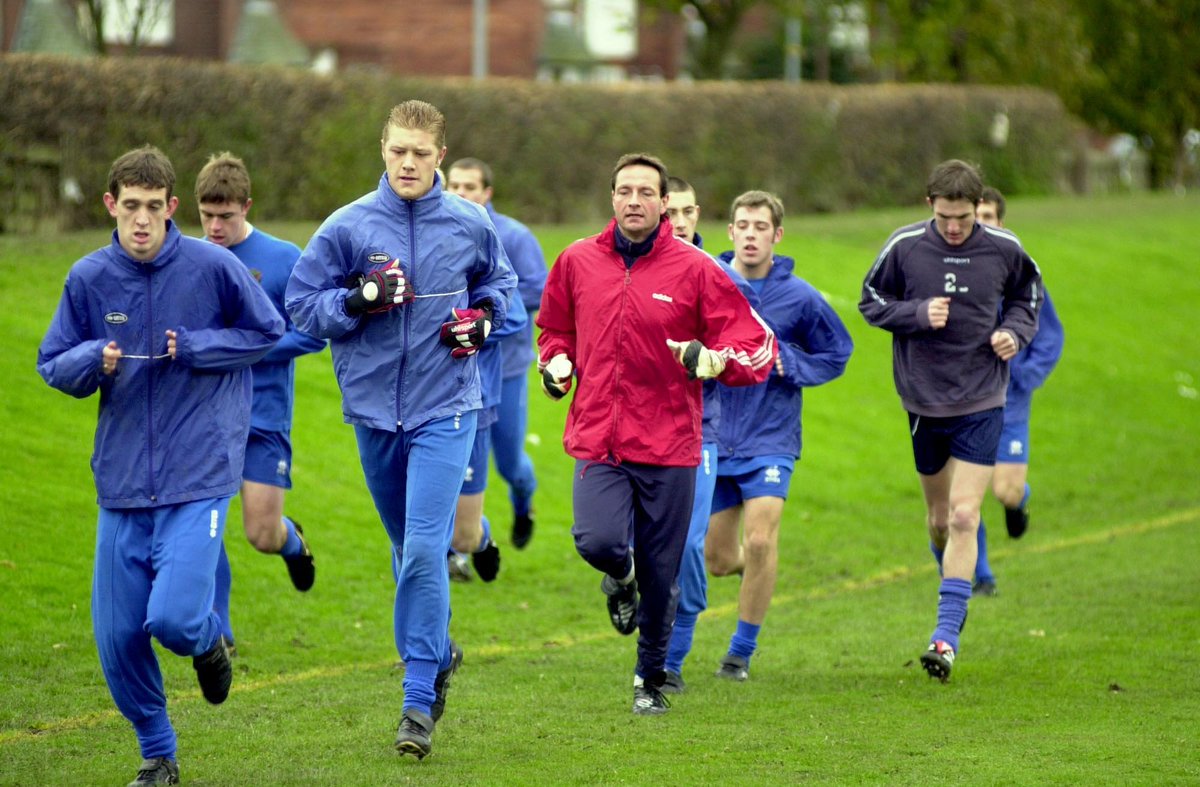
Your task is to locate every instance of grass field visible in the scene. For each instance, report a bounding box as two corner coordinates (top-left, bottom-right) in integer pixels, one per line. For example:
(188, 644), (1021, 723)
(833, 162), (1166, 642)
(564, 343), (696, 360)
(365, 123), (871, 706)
(1, 192), (1198, 785)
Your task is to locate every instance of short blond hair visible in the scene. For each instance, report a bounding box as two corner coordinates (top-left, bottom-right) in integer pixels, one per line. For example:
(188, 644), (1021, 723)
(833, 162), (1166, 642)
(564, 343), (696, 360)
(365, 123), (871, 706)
(381, 100), (446, 148)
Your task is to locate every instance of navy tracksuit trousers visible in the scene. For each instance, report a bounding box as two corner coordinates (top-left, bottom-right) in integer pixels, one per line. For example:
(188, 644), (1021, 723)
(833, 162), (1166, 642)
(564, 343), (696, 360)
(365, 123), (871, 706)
(571, 459), (696, 679)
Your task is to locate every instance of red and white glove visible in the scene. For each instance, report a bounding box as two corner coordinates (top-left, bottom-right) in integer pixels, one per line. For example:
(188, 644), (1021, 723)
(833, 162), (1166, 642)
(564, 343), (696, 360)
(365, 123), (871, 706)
(345, 260), (414, 315)
(439, 305), (493, 359)
(540, 354), (573, 400)
(666, 339), (726, 380)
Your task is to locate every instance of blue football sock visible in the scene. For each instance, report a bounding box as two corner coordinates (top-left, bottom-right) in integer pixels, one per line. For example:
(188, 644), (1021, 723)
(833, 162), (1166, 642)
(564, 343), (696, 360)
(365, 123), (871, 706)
(929, 542), (945, 574)
(474, 517), (493, 553)
(728, 619), (761, 661)
(666, 612), (697, 675)
(402, 659), (438, 716)
(931, 577), (972, 651)
(1020, 483), (1031, 510)
(279, 517), (303, 558)
(975, 520), (994, 583)
(214, 542), (234, 643)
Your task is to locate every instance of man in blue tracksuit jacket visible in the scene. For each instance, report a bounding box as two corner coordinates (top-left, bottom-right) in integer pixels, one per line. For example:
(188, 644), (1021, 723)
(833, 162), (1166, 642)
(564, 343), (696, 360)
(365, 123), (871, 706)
(447, 158), (546, 553)
(37, 146), (284, 787)
(708, 191), (853, 683)
(971, 187), (1065, 594)
(195, 152), (327, 650)
(285, 100), (516, 759)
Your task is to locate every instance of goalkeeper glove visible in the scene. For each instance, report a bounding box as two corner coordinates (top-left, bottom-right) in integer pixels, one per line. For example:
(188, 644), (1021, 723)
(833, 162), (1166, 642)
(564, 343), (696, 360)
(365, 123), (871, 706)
(666, 338), (727, 380)
(540, 354), (573, 400)
(345, 261), (414, 315)
(439, 301), (493, 359)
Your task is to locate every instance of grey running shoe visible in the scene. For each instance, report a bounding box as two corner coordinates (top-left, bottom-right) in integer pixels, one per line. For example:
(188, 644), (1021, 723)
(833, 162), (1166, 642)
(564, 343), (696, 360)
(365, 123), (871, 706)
(601, 574), (638, 635)
(472, 539), (501, 582)
(448, 552), (473, 583)
(431, 639), (463, 722)
(511, 512), (534, 550)
(632, 683), (671, 715)
(193, 635), (232, 704)
(284, 521), (315, 592)
(395, 709), (435, 759)
(127, 757), (179, 786)
(1005, 506), (1029, 539)
(920, 640), (956, 682)
(661, 670), (686, 694)
(715, 654), (749, 681)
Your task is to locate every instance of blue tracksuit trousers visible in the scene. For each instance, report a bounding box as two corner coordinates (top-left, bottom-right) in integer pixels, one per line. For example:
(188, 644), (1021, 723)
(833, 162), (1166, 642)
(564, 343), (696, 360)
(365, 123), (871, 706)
(572, 459), (696, 679)
(94, 498), (230, 760)
(492, 372), (537, 514)
(355, 412), (476, 712)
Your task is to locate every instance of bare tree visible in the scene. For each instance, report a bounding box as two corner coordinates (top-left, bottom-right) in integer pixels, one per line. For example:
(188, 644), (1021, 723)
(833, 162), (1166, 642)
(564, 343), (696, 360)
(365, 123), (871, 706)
(75, 0), (170, 56)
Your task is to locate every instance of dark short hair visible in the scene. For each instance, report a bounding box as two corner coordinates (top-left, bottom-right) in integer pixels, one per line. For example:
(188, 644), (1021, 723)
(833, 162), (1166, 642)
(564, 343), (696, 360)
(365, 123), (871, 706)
(980, 186), (1006, 221)
(195, 151), (251, 205)
(382, 99), (446, 148)
(108, 145), (175, 200)
(666, 176), (694, 195)
(449, 157), (493, 188)
(611, 153), (668, 197)
(926, 159), (983, 204)
(729, 190), (784, 229)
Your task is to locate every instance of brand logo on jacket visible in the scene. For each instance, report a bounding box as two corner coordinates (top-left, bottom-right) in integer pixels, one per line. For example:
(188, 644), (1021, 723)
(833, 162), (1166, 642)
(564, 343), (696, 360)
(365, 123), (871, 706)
(652, 293), (674, 303)
(367, 251), (391, 264)
(104, 312), (128, 324)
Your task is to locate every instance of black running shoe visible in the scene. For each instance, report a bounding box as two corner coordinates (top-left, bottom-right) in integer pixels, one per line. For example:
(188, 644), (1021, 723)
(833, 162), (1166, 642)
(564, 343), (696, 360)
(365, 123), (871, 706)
(632, 680), (671, 716)
(511, 513), (534, 550)
(715, 653), (749, 681)
(601, 574), (638, 635)
(395, 709), (434, 759)
(431, 639), (463, 722)
(472, 539), (501, 582)
(193, 635), (232, 704)
(920, 640), (956, 682)
(973, 579), (998, 596)
(127, 757), (179, 786)
(1005, 506), (1029, 539)
(661, 670), (686, 695)
(284, 521), (315, 592)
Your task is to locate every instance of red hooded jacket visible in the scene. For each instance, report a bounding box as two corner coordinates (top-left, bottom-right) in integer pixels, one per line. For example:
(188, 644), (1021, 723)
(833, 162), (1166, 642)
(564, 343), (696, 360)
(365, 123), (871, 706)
(537, 216), (776, 467)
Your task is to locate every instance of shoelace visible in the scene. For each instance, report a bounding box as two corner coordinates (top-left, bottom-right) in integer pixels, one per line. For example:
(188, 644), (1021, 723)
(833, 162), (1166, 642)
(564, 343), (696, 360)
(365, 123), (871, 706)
(638, 686), (670, 709)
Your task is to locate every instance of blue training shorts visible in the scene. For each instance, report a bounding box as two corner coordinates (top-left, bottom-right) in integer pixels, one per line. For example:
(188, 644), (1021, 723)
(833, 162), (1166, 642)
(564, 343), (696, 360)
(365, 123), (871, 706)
(711, 456), (795, 513)
(243, 426), (293, 488)
(908, 407), (1004, 475)
(996, 417), (1031, 464)
(460, 423), (492, 495)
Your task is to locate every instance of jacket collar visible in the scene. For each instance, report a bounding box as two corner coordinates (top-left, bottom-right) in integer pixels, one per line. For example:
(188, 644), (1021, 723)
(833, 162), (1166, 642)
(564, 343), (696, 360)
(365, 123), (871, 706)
(109, 220), (182, 270)
(377, 170), (446, 215)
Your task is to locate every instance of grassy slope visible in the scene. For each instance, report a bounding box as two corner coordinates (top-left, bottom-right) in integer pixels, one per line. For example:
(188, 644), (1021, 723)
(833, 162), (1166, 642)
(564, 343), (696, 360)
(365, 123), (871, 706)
(0, 192), (1197, 785)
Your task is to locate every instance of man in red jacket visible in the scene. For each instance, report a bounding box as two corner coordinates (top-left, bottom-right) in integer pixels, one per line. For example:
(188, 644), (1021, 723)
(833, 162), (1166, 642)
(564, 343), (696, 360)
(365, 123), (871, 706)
(537, 153), (776, 716)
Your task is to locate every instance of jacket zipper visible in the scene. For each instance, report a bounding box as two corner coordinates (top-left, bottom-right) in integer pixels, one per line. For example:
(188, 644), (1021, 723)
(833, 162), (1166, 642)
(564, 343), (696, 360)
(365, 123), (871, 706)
(396, 200), (415, 428)
(608, 263), (631, 456)
(145, 267), (157, 501)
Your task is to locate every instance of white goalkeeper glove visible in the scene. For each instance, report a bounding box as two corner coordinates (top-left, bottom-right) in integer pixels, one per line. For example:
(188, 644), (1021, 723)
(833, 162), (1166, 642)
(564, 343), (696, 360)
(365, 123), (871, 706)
(540, 353), (573, 400)
(666, 339), (726, 380)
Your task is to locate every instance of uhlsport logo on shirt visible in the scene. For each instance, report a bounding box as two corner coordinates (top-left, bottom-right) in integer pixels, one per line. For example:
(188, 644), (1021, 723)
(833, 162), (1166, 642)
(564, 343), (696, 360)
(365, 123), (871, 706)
(942, 256), (971, 266)
(764, 466), (782, 484)
(367, 251), (391, 265)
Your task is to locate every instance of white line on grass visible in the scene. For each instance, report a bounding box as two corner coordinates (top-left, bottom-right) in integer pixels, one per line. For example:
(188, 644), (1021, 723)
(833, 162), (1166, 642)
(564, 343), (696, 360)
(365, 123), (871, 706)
(4, 505), (1196, 745)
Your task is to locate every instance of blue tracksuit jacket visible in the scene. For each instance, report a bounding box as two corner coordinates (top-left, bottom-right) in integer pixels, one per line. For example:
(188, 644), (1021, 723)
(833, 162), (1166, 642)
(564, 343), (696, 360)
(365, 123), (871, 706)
(716, 253), (853, 460)
(1005, 287), (1063, 423)
(37, 222), (284, 507)
(225, 228), (326, 432)
(486, 203), (546, 380)
(285, 173), (517, 432)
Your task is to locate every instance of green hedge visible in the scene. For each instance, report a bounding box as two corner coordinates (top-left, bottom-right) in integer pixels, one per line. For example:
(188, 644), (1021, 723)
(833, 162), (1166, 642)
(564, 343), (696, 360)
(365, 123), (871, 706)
(0, 54), (1075, 230)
